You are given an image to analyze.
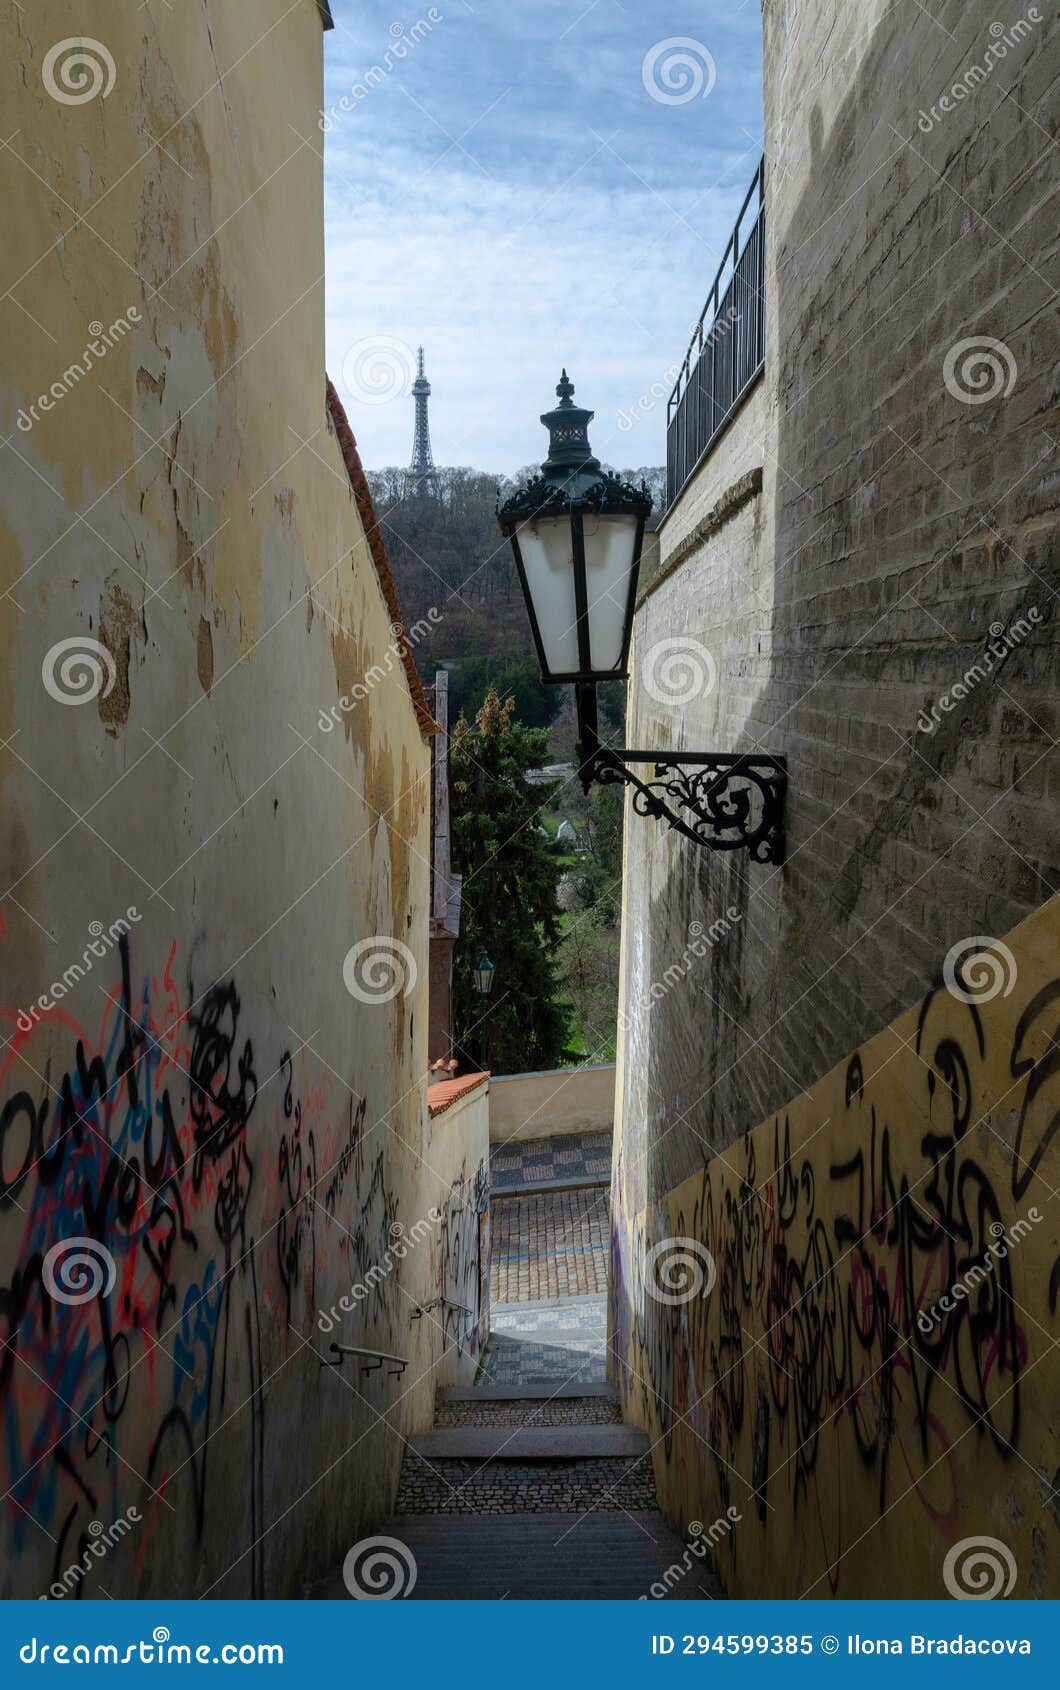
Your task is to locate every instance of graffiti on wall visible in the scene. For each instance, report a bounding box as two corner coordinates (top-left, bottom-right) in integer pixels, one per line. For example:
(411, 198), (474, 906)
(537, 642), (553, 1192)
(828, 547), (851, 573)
(0, 934), (402, 1597)
(440, 1160), (489, 1359)
(613, 904), (1060, 1598)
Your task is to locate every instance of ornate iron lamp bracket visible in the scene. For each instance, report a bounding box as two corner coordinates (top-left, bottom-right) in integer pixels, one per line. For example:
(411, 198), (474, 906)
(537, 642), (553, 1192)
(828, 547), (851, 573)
(577, 686), (786, 864)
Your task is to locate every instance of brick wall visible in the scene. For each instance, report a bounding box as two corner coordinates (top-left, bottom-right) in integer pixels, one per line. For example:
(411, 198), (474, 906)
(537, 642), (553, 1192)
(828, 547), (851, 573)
(615, 0), (1059, 1214)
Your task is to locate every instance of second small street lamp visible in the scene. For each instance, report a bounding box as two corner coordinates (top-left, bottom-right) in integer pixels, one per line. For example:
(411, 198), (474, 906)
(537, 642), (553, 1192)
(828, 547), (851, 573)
(471, 953), (496, 997)
(497, 372), (786, 864)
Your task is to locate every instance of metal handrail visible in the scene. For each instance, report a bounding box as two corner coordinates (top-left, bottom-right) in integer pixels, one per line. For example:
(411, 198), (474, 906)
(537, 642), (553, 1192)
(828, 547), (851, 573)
(666, 159), (766, 508)
(410, 1297), (473, 1320)
(323, 1342), (409, 1376)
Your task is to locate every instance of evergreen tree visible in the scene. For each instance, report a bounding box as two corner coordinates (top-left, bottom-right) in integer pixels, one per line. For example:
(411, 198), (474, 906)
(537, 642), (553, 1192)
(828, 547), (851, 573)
(451, 690), (571, 1072)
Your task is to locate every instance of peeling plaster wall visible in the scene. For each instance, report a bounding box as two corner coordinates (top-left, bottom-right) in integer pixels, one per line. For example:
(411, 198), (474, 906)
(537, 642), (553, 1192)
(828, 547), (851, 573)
(0, 3), (439, 1597)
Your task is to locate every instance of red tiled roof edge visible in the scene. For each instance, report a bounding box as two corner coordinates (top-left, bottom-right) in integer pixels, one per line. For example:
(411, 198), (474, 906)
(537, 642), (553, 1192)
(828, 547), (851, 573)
(325, 379), (438, 739)
(427, 1071), (490, 1118)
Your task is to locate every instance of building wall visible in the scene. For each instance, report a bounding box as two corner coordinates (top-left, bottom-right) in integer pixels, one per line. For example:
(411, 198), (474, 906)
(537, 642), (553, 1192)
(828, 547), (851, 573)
(427, 1081), (491, 1388)
(489, 1064), (615, 1143)
(615, 0), (1059, 1205)
(613, 898), (1060, 1599)
(0, 2), (439, 1598)
(612, 0), (1059, 1600)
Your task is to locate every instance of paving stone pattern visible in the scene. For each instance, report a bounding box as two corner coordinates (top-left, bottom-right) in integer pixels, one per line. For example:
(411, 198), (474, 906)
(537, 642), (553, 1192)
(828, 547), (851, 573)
(477, 1293), (609, 1387)
(490, 1130), (613, 1192)
(490, 1184), (609, 1301)
(395, 1453), (658, 1514)
(435, 1395), (623, 1428)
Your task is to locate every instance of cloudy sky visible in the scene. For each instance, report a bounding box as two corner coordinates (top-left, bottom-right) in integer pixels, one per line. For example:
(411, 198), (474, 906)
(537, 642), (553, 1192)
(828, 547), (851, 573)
(322, 2), (763, 474)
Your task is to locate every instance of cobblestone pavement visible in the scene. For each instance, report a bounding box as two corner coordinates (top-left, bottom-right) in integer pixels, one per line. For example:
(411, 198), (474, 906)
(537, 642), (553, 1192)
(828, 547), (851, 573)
(476, 1294), (609, 1387)
(490, 1184), (609, 1302)
(395, 1453), (658, 1514)
(435, 1395), (623, 1428)
(490, 1130), (613, 1193)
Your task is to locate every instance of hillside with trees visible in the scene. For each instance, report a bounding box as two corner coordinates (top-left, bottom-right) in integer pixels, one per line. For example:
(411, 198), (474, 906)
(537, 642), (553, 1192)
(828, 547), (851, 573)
(370, 463), (664, 1070)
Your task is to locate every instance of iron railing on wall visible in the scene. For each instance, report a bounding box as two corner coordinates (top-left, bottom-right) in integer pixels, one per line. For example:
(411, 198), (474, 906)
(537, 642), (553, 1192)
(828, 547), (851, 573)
(666, 160), (765, 509)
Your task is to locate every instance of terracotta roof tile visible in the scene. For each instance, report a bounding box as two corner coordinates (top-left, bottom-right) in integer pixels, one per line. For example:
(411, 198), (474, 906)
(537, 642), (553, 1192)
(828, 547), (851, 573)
(427, 1072), (490, 1118)
(325, 379), (438, 739)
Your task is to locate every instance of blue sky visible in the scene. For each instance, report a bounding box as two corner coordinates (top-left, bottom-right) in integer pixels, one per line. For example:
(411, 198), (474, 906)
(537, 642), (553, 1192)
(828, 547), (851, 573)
(322, 1), (763, 473)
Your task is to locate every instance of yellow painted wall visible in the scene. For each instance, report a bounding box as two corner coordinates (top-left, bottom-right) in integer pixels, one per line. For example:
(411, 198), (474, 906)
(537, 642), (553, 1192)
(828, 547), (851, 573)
(0, 3), (444, 1597)
(612, 899), (1060, 1599)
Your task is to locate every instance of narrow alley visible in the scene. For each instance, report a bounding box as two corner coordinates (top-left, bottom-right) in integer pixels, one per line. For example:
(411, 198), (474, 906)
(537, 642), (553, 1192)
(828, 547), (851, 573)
(321, 1127), (722, 1600)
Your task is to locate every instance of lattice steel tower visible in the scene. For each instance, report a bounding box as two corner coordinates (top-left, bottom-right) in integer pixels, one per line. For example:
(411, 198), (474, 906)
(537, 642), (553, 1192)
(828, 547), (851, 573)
(409, 346), (435, 475)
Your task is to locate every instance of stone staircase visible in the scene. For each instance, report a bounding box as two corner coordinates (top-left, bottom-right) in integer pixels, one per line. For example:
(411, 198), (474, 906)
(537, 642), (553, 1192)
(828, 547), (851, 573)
(317, 1384), (723, 1599)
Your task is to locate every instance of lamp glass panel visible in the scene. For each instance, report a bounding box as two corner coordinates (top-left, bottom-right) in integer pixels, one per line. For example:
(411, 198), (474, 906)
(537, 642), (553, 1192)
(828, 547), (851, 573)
(516, 515), (579, 676)
(582, 512), (638, 672)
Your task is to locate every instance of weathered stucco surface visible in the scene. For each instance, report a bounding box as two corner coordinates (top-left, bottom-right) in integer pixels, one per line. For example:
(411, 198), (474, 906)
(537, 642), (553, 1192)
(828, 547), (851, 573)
(0, 2), (454, 1598)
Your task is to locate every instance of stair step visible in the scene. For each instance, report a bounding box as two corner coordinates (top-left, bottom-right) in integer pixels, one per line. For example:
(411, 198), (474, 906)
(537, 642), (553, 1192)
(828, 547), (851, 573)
(410, 1425), (649, 1460)
(437, 1383), (618, 1403)
(312, 1512), (723, 1600)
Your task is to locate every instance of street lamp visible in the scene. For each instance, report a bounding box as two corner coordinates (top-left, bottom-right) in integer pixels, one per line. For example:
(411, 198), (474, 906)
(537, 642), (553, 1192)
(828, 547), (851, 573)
(496, 371), (650, 684)
(470, 952), (496, 1071)
(497, 372), (786, 863)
